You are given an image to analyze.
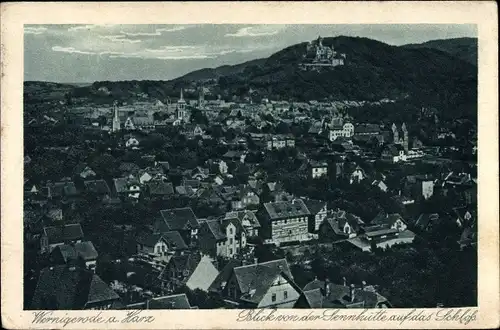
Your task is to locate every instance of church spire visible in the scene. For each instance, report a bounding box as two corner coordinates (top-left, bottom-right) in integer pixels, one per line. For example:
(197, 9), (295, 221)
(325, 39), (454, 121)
(180, 88), (184, 102)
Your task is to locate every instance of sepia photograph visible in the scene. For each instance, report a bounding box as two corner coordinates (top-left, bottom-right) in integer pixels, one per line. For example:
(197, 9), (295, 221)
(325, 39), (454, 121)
(1, 2), (498, 329)
(23, 23), (479, 310)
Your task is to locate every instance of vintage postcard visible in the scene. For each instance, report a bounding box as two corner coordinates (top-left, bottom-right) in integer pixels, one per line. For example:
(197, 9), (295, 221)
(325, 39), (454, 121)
(1, 1), (498, 329)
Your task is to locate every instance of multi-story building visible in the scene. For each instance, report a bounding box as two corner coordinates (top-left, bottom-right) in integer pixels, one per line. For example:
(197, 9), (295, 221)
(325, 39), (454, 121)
(257, 199), (312, 245)
(329, 122), (355, 141)
(198, 217), (247, 259)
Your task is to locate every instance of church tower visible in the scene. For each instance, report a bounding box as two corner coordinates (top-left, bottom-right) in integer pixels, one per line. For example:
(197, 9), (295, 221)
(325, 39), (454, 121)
(198, 87), (205, 108)
(391, 123), (399, 144)
(112, 102), (121, 132)
(401, 123), (409, 152)
(176, 88), (186, 120)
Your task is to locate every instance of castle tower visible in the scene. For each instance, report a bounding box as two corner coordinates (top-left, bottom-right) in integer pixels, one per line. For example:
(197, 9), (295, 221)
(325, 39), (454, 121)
(112, 102), (121, 132)
(391, 123), (399, 144)
(401, 123), (409, 152)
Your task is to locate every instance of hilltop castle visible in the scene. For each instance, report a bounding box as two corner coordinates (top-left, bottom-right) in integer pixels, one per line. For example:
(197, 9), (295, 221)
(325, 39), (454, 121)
(301, 36), (346, 69)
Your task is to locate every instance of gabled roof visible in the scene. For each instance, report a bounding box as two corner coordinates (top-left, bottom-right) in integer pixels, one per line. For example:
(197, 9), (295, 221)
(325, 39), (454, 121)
(136, 231), (188, 250)
(146, 293), (192, 309)
(185, 255), (220, 292)
(225, 210), (261, 229)
(43, 224), (84, 245)
(47, 181), (79, 198)
(301, 280), (389, 308)
(53, 241), (98, 262)
(203, 220), (227, 241)
(371, 213), (406, 227)
(30, 265), (119, 309)
(113, 178), (140, 193)
(303, 199), (327, 215)
(415, 213), (439, 229)
(234, 259), (295, 305)
(209, 259), (244, 293)
(84, 180), (111, 195)
(146, 181), (174, 196)
(159, 207), (200, 231)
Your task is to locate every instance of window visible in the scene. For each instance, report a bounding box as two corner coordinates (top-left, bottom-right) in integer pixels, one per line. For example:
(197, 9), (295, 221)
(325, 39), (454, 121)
(162, 245), (166, 252)
(229, 228), (233, 235)
(229, 248), (233, 255)
(284, 291), (288, 300)
(229, 238), (233, 245)
(156, 246), (161, 254)
(271, 293), (277, 302)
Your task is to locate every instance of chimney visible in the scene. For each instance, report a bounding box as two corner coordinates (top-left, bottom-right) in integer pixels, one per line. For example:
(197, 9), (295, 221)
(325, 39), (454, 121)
(254, 257), (258, 265)
(350, 284), (355, 302)
(146, 299), (150, 310)
(361, 281), (367, 290)
(342, 276), (347, 287)
(324, 278), (330, 297)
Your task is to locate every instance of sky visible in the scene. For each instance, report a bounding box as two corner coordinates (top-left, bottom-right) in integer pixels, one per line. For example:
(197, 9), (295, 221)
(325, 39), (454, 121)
(24, 24), (477, 83)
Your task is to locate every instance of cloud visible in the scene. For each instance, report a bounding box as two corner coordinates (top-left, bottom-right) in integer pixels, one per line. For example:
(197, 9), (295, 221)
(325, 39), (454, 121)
(67, 24), (116, 32)
(24, 27), (48, 35)
(225, 25), (286, 37)
(156, 26), (188, 33)
(52, 46), (95, 55)
(98, 35), (142, 43)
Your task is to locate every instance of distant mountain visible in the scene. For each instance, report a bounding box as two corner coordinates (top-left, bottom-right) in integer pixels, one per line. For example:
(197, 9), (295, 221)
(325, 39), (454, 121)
(177, 58), (267, 81)
(25, 36), (477, 120)
(402, 37), (477, 66)
(172, 36), (476, 107)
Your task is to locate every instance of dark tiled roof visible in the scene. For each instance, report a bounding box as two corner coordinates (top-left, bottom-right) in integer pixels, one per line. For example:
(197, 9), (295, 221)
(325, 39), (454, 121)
(301, 280), (388, 308)
(137, 231), (188, 250)
(48, 181), (79, 197)
(204, 220), (227, 241)
(147, 294), (192, 309)
(146, 181), (174, 196)
(208, 259), (244, 293)
(53, 241), (98, 262)
(44, 224), (84, 245)
(235, 259), (294, 305)
(159, 207), (200, 231)
(84, 180), (111, 195)
(303, 199), (326, 215)
(31, 265), (119, 309)
(263, 199), (310, 220)
(113, 177), (140, 193)
(415, 213), (439, 229)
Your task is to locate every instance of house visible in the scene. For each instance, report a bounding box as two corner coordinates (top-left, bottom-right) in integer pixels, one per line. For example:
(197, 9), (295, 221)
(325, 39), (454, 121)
(145, 181), (174, 198)
(310, 160), (328, 179)
(198, 217), (247, 259)
(126, 293), (195, 309)
(258, 199), (312, 245)
(184, 255), (219, 292)
(414, 213), (440, 232)
(453, 207), (477, 249)
(295, 278), (391, 308)
(30, 265), (121, 310)
(136, 231), (188, 259)
(347, 213), (415, 252)
(50, 241), (99, 272)
(402, 175), (435, 200)
(40, 223), (85, 254)
(138, 167), (166, 184)
(113, 177), (141, 199)
(354, 123), (381, 137)
(266, 134), (295, 150)
(118, 162), (141, 177)
(303, 199), (328, 234)
(329, 122), (355, 141)
(156, 207), (201, 244)
(125, 136), (140, 148)
(84, 179), (111, 197)
(46, 181), (79, 200)
(231, 185), (260, 210)
(381, 144), (406, 163)
(157, 252), (217, 293)
(74, 164), (96, 179)
(210, 258), (301, 308)
(222, 150), (247, 164)
(372, 180), (388, 192)
(319, 210), (365, 240)
(349, 165), (367, 184)
(225, 210), (261, 237)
